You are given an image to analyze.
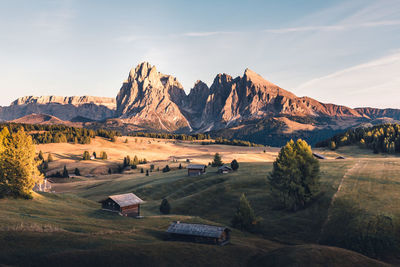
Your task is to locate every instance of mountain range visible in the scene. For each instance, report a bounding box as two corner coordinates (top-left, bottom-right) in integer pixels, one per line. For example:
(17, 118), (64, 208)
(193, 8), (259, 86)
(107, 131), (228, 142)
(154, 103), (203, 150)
(1, 62), (399, 146)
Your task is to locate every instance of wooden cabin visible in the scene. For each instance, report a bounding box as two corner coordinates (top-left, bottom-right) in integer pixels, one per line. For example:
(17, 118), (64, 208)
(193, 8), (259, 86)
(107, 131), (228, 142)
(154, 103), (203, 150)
(187, 164), (206, 176)
(312, 152), (326, 160)
(166, 221), (230, 245)
(100, 193), (144, 217)
(218, 165), (233, 174)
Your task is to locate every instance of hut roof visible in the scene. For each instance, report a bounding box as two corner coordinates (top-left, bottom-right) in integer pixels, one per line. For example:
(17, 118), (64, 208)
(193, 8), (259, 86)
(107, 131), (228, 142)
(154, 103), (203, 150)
(166, 222), (229, 238)
(187, 164), (206, 169)
(108, 193), (144, 207)
(218, 165), (232, 171)
(312, 152), (326, 159)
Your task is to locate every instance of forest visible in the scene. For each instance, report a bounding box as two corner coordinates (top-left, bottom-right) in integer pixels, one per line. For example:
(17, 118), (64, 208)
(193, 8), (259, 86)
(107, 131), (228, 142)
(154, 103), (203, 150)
(316, 123), (400, 153)
(0, 123), (121, 145)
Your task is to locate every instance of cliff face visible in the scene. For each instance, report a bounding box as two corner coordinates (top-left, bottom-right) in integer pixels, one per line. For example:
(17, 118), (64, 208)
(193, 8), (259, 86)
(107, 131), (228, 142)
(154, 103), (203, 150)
(116, 62), (191, 132)
(0, 96), (116, 121)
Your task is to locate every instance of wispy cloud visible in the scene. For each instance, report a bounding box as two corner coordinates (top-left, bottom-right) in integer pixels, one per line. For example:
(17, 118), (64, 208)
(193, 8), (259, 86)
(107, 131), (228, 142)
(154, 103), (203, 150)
(183, 31), (237, 37)
(264, 20), (400, 33)
(295, 50), (400, 108)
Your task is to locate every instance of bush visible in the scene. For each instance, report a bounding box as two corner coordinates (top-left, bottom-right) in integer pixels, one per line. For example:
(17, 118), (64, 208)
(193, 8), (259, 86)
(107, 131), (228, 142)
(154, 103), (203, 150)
(231, 159), (239, 171)
(160, 199), (171, 214)
(162, 165), (170, 173)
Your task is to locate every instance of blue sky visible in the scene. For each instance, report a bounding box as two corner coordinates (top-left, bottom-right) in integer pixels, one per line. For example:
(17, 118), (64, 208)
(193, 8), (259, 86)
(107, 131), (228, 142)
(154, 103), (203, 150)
(0, 0), (399, 108)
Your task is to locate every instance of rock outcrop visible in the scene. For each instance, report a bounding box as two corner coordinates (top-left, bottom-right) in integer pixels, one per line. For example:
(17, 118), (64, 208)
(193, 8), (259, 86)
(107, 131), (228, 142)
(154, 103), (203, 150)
(116, 62), (191, 132)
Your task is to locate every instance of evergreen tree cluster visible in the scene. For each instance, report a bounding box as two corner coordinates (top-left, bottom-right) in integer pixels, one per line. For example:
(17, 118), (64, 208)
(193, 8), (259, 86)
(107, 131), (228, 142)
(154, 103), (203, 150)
(122, 155), (147, 168)
(231, 194), (258, 231)
(0, 123), (121, 145)
(317, 124), (400, 154)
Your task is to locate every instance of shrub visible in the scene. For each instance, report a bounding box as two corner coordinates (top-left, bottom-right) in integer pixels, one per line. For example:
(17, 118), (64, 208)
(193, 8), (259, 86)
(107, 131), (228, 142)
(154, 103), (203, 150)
(82, 151), (90, 160)
(162, 165), (170, 173)
(231, 159), (239, 171)
(160, 199), (171, 214)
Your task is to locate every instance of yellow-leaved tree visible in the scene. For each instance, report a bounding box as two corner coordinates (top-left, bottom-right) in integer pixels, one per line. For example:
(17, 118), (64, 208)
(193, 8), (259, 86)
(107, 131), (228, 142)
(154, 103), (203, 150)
(0, 127), (43, 199)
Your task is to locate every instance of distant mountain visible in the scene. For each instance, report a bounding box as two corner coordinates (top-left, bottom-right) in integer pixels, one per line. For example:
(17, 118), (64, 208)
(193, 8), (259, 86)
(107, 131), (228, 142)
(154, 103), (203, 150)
(0, 96), (115, 121)
(1, 62), (399, 145)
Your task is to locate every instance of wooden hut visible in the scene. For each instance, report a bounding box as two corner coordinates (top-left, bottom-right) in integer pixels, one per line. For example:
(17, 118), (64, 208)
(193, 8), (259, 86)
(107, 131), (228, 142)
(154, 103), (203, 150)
(187, 164), (206, 176)
(218, 165), (233, 174)
(100, 193), (144, 217)
(166, 221), (230, 245)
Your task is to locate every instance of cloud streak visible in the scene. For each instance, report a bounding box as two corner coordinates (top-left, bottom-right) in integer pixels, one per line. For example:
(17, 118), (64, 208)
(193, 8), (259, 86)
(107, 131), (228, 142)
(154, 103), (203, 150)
(264, 20), (400, 33)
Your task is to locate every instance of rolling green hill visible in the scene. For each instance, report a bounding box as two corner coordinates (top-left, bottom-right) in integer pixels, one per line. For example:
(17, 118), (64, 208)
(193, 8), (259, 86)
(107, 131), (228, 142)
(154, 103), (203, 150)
(0, 146), (398, 266)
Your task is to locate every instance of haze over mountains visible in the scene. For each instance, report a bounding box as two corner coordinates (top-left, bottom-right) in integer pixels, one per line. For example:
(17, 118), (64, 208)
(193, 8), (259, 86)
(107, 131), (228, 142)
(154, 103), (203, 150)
(1, 62), (399, 145)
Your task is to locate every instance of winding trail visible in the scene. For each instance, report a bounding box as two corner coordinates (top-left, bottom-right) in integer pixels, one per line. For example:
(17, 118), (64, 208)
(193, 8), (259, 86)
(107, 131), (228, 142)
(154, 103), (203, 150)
(318, 160), (362, 242)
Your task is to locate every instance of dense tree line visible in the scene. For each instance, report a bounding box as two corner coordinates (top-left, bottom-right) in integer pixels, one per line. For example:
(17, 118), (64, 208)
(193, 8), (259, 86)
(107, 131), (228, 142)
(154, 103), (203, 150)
(0, 123), (121, 145)
(316, 124), (400, 154)
(128, 132), (263, 147)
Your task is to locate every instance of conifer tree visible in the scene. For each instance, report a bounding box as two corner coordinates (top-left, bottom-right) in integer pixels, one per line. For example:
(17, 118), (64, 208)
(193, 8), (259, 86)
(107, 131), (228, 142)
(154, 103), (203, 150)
(47, 153), (54, 162)
(146, 170), (149, 176)
(231, 194), (258, 231)
(269, 139), (320, 211)
(108, 168), (112, 175)
(0, 128), (43, 198)
(63, 165), (69, 178)
(211, 153), (223, 167)
(74, 168), (81, 176)
(38, 150), (44, 161)
(82, 151), (90, 160)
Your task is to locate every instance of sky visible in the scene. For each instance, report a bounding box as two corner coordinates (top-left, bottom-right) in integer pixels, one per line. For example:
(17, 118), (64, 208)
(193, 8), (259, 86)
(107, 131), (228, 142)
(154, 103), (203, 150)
(0, 0), (399, 108)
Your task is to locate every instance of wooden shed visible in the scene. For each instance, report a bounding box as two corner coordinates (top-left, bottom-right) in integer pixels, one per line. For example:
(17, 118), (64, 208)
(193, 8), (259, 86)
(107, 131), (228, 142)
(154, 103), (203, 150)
(166, 221), (230, 245)
(187, 164), (206, 176)
(218, 165), (233, 174)
(100, 193), (144, 217)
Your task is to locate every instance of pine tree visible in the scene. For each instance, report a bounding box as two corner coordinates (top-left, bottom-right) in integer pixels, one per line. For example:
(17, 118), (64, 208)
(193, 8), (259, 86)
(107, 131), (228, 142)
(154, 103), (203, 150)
(160, 198), (171, 214)
(108, 168), (112, 175)
(82, 151), (90, 160)
(162, 165), (170, 172)
(211, 153), (223, 167)
(100, 151), (108, 160)
(63, 165), (69, 178)
(124, 138), (128, 143)
(140, 168), (144, 173)
(38, 150), (44, 161)
(146, 170), (149, 176)
(269, 139), (320, 211)
(231, 194), (258, 231)
(92, 152), (97, 159)
(0, 128), (43, 199)
(178, 163), (182, 169)
(74, 168), (81, 176)
(47, 153), (54, 162)
(231, 159), (239, 171)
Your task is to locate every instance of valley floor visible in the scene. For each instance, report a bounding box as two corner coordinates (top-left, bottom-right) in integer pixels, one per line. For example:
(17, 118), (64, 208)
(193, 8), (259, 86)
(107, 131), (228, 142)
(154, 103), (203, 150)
(0, 138), (399, 266)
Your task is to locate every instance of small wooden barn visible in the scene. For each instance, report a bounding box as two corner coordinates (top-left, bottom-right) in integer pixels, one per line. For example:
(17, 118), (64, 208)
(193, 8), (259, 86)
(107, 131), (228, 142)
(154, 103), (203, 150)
(312, 152), (326, 160)
(166, 221), (230, 245)
(218, 165), (233, 174)
(187, 164), (206, 176)
(100, 193), (144, 217)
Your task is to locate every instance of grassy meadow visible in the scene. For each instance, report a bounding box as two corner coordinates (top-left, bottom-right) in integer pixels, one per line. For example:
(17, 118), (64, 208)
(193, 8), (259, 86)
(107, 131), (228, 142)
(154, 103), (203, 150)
(0, 137), (398, 266)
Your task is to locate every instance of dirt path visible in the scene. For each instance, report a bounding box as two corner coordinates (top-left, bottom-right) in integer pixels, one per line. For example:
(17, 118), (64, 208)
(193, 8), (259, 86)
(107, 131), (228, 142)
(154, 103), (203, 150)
(318, 160), (362, 242)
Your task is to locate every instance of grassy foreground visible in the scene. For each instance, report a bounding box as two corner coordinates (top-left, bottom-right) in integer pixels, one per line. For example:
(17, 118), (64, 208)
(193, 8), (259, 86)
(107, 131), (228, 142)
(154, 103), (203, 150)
(0, 143), (398, 266)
